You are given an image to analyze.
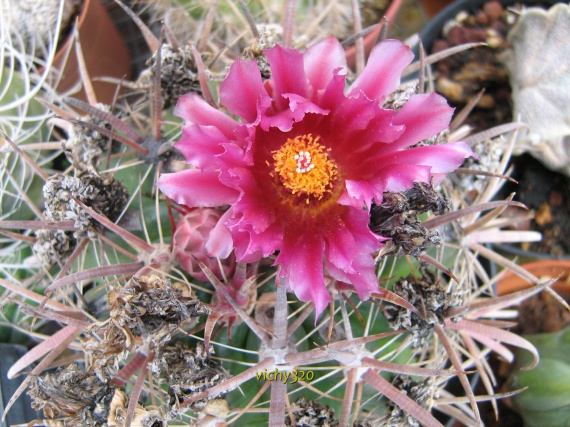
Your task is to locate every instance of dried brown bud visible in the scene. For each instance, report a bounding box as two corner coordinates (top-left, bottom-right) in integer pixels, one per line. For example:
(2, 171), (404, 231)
(143, 44), (201, 109)
(150, 342), (228, 412)
(83, 276), (210, 377)
(385, 266), (464, 347)
(285, 397), (338, 426)
(62, 104), (112, 171)
(107, 388), (165, 427)
(114, 275), (211, 334)
(28, 364), (115, 426)
(370, 183), (448, 257)
(33, 228), (77, 266)
(386, 376), (436, 427)
(43, 171), (128, 239)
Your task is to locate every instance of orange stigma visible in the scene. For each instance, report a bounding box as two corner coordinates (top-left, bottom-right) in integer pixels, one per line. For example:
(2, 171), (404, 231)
(272, 134), (338, 204)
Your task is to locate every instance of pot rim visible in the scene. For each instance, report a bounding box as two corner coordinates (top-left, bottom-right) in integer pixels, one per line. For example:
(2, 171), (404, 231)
(497, 259), (570, 295)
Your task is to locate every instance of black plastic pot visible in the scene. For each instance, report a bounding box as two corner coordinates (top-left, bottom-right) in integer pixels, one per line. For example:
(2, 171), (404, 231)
(491, 243), (570, 261)
(0, 344), (41, 427)
(418, 0), (560, 52)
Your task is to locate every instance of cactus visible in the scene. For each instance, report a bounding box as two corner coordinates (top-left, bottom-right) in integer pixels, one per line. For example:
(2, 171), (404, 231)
(0, 1), (560, 426)
(508, 326), (570, 427)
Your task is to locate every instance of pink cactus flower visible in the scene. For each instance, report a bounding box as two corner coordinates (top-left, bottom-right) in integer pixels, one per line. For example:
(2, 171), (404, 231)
(157, 37), (473, 317)
(173, 208), (236, 282)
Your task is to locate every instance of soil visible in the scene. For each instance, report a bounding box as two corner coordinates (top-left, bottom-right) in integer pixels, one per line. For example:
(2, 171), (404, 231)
(431, 1), (514, 131)
(430, 1), (553, 132)
(515, 285), (570, 334)
(501, 154), (570, 257)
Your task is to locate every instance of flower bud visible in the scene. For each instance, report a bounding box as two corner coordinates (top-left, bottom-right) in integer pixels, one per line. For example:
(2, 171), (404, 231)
(173, 208), (235, 282)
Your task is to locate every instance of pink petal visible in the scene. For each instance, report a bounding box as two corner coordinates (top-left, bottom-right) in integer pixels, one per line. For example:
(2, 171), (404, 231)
(339, 180), (382, 208)
(303, 36), (347, 96)
(340, 164), (432, 206)
(325, 209), (380, 300)
(348, 39), (414, 101)
(205, 208), (234, 259)
(350, 107), (404, 148)
(174, 93), (238, 139)
(259, 93), (329, 132)
(175, 124), (226, 169)
(285, 93), (330, 119)
(157, 169), (239, 207)
(330, 92), (377, 135)
(275, 234), (331, 318)
(265, 44), (307, 108)
(325, 222), (358, 275)
(326, 260), (379, 301)
(325, 209), (379, 274)
(380, 141), (474, 174)
(330, 103), (403, 162)
(219, 135), (252, 171)
(231, 221), (283, 262)
(259, 109), (297, 132)
(319, 72), (349, 110)
(220, 58), (269, 123)
(374, 163), (433, 193)
(227, 168), (276, 233)
(388, 92), (454, 151)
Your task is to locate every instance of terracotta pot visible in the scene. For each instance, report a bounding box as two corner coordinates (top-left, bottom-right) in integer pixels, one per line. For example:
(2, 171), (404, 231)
(345, 0), (403, 70)
(497, 260), (570, 296)
(51, 0), (132, 104)
(420, 0), (456, 17)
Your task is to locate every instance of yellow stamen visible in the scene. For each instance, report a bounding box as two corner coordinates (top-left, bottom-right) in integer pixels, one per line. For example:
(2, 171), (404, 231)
(272, 134), (337, 203)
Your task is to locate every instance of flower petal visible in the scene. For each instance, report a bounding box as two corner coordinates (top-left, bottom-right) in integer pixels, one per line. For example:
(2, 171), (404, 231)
(330, 103), (403, 166)
(330, 92), (377, 134)
(348, 39), (414, 101)
(220, 58), (269, 123)
(340, 164), (432, 206)
(319, 71), (349, 110)
(175, 93), (238, 139)
(157, 169), (239, 207)
(276, 234), (331, 318)
(285, 93), (330, 119)
(231, 221), (283, 262)
(303, 36), (347, 96)
(351, 107), (404, 147)
(381, 141), (474, 174)
(227, 167), (277, 233)
(205, 208), (234, 259)
(325, 209), (380, 300)
(339, 180), (383, 208)
(325, 208), (379, 274)
(259, 93), (329, 131)
(388, 92), (455, 151)
(265, 44), (307, 107)
(175, 124), (226, 169)
(374, 163), (433, 193)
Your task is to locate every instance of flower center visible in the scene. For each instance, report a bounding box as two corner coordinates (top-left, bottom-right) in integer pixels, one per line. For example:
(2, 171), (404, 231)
(271, 134), (338, 203)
